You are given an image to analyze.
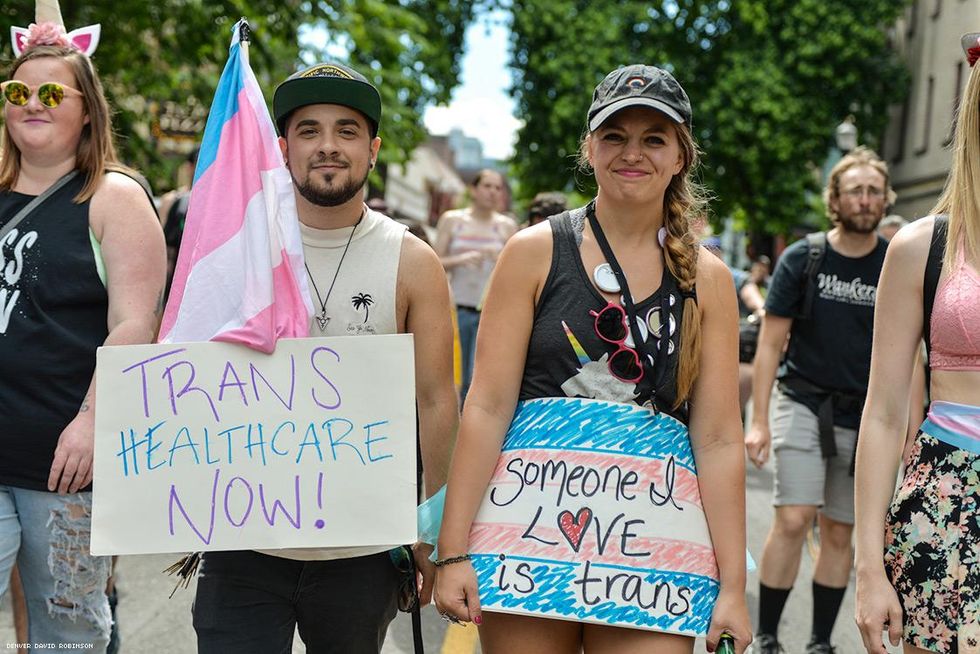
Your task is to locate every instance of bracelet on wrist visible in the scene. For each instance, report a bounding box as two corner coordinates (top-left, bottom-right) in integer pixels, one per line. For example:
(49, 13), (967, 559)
(433, 554), (471, 567)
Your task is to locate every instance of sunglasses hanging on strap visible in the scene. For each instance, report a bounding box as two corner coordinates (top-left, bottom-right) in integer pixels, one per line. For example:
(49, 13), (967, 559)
(0, 170), (79, 244)
(585, 200), (671, 409)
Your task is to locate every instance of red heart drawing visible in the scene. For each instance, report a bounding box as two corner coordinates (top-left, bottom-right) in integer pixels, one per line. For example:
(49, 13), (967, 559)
(557, 507), (593, 552)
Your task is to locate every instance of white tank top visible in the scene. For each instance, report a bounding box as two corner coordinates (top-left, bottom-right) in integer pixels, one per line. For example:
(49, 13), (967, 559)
(259, 206), (408, 561)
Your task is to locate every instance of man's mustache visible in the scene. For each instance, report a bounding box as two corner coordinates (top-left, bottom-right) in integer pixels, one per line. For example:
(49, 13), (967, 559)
(310, 154), (349, 168)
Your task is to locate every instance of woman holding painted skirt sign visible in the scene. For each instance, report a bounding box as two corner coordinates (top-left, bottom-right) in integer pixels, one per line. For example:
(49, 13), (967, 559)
(434, 65), (751, 653)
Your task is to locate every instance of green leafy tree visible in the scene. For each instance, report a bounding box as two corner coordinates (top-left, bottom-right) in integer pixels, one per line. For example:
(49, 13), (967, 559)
(507, 0), (910, 235)
(699, 0), (910, 235)
(1, 0), (477, 192)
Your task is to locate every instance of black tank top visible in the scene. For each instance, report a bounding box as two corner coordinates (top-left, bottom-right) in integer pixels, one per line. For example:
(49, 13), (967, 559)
(519, 209), (688, 422)
(0, 173), (109, 490)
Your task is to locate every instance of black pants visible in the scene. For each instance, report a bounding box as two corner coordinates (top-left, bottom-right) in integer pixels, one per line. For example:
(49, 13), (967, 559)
(193, 549), (399, 654)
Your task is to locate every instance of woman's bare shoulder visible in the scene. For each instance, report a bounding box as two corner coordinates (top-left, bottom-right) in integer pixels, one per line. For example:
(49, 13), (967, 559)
(886, 216), (935, 270)
(501, 221), (551, 257)
(95, 170), (151, 201)
(695, 247), (736, 294)
(89, 171), (157, 236)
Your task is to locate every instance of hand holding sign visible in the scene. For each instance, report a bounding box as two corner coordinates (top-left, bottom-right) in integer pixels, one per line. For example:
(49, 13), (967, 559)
(434, 556), (483, 625)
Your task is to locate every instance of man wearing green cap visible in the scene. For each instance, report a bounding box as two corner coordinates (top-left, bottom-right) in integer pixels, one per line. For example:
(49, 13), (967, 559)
(191, 62), (459, 654)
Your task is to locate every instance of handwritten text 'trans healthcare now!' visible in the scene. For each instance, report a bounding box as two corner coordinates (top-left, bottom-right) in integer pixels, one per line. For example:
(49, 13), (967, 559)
(112, 346), (397, 544)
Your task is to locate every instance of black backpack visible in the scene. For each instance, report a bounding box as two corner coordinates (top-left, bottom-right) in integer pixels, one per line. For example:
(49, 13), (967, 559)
(796, 232), (827, 320)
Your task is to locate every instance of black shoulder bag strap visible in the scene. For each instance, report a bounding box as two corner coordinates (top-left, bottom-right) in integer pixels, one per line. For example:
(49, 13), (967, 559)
(799, 231), (827, 320)
(923, 215), (948, 353)
(585, 201), (671, 406)
(411, 600), (423, 654)
(922, 215), (948, 394)
(411, 410), (424, 654)
(0, 170), (79, 243)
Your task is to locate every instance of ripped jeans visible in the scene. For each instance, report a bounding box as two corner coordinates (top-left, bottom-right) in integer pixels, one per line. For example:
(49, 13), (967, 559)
(0, 486), (111, 651)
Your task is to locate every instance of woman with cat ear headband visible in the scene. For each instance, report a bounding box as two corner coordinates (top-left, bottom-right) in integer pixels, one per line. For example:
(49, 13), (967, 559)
(0, 2), (165, 650)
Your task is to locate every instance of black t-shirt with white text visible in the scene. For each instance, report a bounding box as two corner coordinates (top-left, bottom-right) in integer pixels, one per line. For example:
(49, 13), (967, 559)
(764, 234), (887, 427)
(0, 175), (108, 490)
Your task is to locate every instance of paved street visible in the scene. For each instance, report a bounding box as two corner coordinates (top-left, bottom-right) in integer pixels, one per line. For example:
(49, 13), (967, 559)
(1, 462), (899, 653)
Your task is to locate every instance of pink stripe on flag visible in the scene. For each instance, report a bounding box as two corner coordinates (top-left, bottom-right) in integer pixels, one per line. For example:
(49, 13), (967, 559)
(211, 253), (311, 352)
(183, 90), (273, 258)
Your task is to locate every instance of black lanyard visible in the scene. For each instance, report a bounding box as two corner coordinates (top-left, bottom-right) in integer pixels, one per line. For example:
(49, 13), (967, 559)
(585, 200), (672, 404)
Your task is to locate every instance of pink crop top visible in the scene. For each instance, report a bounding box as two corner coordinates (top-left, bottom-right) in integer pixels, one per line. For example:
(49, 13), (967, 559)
(931, 244), (980, 370)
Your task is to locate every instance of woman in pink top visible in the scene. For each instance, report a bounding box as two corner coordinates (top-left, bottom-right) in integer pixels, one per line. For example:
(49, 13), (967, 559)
(855, 33), (980, 654)
(435, 170), (518, 400)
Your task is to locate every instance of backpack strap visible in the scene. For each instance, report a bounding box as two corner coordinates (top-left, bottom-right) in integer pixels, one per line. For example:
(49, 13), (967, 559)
(798, 231), (827, 320)
(923, 215), (948, 360)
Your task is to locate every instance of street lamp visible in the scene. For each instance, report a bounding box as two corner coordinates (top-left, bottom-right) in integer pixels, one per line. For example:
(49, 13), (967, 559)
(835, 116), (858, 153)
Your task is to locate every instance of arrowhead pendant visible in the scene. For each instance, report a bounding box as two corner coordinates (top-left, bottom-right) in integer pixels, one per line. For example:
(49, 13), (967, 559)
(315, 313), (329, 332)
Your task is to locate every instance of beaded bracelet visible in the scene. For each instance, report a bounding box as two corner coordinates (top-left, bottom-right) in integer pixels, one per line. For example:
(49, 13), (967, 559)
(433, 554), (471, 567)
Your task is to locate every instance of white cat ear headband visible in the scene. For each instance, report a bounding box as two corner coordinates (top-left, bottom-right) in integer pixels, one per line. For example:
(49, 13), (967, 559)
(10, 0), (100, 57)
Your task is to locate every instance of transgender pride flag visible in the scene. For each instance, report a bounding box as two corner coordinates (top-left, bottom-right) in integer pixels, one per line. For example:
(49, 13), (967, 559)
(159, 19), (313, 353)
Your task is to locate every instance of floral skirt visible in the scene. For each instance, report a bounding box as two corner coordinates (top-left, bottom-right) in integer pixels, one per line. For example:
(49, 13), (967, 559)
(884, 401), (980, 653)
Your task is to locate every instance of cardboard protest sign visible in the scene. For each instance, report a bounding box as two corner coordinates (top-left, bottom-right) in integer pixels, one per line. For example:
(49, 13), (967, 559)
(91, 335), (416, 555)
(469, 397), (719, 636)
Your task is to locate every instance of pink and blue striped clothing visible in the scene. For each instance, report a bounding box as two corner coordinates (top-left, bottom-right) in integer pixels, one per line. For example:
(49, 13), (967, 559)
(920, 400), (980, 455)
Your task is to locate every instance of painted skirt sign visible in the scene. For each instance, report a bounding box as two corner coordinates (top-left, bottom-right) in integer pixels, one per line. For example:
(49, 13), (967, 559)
(469, 397), (719, 636)
(91, 335), (417, 555)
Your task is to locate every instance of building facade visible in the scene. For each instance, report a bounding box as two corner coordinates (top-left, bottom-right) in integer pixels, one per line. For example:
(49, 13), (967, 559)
(382, 143), (466, 225)
(883, 0), (980, 219)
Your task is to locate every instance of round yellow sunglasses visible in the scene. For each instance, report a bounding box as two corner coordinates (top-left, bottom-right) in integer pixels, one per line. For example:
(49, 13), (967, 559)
(1, 80), (83, 108)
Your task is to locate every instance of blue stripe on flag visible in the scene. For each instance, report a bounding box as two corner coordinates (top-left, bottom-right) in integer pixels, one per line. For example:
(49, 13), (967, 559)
(194, 42), (244, 183)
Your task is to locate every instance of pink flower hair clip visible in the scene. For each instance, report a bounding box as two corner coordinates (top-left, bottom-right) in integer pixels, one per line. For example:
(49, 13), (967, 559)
(962, 32), (980, 68)
(23, 22), (70, 49)
(10, 0), (100, 57)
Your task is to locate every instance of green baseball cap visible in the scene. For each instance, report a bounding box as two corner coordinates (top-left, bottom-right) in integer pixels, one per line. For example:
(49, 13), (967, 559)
(273, 62), (382, 137)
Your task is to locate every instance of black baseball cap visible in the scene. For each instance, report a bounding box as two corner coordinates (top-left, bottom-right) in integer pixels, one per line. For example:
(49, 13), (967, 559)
(273, 62), (382, 137)
(587, 64), (692, 131)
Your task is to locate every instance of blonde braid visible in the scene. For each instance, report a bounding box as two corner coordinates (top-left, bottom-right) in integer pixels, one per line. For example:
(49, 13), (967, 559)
(662, 125), (708, 408)
(662, 192), (702, 408)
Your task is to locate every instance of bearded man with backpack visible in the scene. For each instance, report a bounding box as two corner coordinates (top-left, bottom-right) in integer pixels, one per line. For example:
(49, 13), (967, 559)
(744, 147), (894, 654)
